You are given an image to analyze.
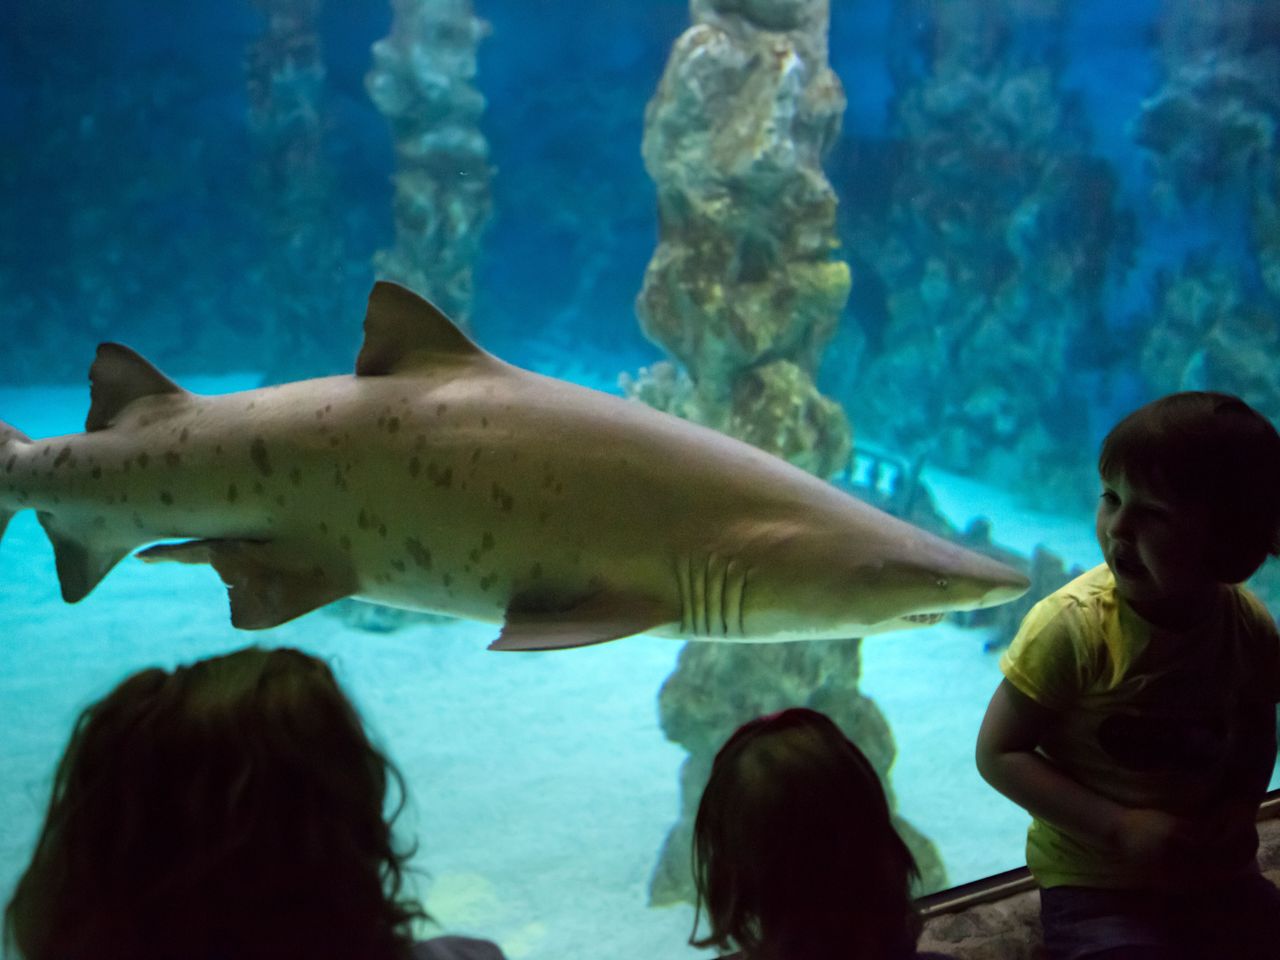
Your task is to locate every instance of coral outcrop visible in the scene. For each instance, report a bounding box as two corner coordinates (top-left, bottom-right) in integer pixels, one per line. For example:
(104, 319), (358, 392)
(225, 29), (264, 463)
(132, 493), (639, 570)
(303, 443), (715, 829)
(648, 638), (948, 906)
(366, 0), (493, 327)
(246, 0), (348, 380)
(627, 0), (853, 479)
(841, 0), (1128, 507)
(1132, 0), (1280, 424)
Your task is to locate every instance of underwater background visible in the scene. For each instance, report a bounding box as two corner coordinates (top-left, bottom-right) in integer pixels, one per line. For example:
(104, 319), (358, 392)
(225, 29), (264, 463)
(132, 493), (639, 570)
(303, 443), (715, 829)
(1, 0), (1279, 957)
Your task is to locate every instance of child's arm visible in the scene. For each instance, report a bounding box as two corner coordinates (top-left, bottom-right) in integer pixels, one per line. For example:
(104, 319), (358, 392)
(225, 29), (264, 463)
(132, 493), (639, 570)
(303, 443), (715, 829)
(975, 678), (1193, 865)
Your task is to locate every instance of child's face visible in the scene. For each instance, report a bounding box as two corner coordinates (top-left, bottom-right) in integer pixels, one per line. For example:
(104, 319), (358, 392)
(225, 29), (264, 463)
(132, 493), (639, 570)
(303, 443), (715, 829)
(1094, 471), (1220, 626)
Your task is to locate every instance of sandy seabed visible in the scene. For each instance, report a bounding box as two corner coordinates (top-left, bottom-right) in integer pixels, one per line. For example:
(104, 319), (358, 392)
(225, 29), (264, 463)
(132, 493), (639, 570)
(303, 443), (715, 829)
(0, 381), (1103, 960)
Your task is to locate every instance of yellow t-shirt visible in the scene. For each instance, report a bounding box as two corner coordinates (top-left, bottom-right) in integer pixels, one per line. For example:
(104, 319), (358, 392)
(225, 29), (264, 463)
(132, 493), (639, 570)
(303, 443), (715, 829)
(1000, 564), (1280, 889)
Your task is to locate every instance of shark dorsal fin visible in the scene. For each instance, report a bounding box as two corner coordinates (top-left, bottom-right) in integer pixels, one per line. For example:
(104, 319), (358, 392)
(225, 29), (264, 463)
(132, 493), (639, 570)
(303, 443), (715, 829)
(356, 281), (489, 377)
(87, 343), (189, 432)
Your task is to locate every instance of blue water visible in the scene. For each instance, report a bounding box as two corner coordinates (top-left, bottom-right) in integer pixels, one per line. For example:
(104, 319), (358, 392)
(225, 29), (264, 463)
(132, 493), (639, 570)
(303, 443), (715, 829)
(2, 2), (1279, 958)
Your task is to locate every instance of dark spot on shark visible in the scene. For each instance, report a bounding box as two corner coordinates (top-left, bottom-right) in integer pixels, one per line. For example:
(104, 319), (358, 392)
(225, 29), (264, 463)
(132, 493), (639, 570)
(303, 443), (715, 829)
(54, 447), (71, 468)
(133, 512), (144, 529)
(120, 492), (129, 503)
(90, 466), (102, 480)
(442, 572), (453, 587)
(387, 416), (401, 433)
(481, 532), (494, 551)
(358, 509), (370, 530)
(121, 460), (130, 473)
(469, 547), (481, 563)
(339, 534), (352, 551)
(430, 464), (453, 489)
(378, 523), (387, 538)
(481, 417), (489, 429)
(289, 467), (302, 486)
(436, 403), (448, 416)
(227, 483), (239, 503)
(325, 404), (332, 413)
(160, 491), (174, 505)
(409, 456), (421, 478)
(538, 509), (550, 524)
(554, 482), (563, 495)
(40, 448), (49, 458)
(471, 448), (482, 464)
(5, 456), (14, 473)
(392, 559), (406, 573)
(319, 521), (329, 535)
(250, 437), (272, 476)
(480, 573), (496, 591)
(315, 409), (324, 420)
(215, 444), (224, 456)
(275, 494), (286, 507)
(165, 451), (180, 468)
(376, 415), (385, 429)
(180, 428), (189, 443)
(530, 562), (543, 579)
(405, 538), (432, 570)
(253, 481), (264, 496)
(94, 515), (106, 528)
(136, 452), (149, 469)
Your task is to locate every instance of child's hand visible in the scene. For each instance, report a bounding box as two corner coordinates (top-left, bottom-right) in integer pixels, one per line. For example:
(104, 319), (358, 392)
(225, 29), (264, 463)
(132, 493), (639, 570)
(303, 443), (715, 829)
(1111, 806), (1198, 874)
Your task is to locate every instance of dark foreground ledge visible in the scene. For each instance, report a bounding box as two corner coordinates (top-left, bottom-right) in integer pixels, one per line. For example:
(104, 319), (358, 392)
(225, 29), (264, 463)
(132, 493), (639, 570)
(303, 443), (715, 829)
(916, 795), (1280, 960)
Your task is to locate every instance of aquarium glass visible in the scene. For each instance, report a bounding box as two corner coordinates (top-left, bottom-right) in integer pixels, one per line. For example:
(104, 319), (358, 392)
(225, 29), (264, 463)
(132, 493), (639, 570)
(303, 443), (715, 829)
(2, 0), (1279, 958)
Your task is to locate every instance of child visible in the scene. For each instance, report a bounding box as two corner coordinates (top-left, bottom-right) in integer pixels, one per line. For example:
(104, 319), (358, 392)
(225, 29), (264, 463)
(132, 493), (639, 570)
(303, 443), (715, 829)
(3, 646), (505, 960)
(690, 707), (953, 960)
(976, 391), (1280, 960)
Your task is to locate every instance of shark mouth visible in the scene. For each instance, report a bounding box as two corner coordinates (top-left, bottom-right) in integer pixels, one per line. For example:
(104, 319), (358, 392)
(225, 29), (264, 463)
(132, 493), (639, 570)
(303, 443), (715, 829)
(901, 612), (946, 625)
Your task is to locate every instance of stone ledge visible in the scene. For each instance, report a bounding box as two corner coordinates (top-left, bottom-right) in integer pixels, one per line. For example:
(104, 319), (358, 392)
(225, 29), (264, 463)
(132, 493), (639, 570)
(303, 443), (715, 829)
(917, 805), (1280, 960)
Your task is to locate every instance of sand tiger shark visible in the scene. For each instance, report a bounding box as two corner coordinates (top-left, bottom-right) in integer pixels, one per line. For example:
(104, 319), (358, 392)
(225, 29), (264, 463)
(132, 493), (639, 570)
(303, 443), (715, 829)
(0, 281), (1028, 650)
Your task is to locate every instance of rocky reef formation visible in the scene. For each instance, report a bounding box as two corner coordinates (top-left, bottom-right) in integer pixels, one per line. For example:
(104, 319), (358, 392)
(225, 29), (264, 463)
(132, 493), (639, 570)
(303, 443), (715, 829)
(246, 0), (349, 380)
(366, 0), (493, 327)
(625, 0), (853, 479)
(648, 638), (948, 905)
(840, 0), (1128, 507)
(1132, 0), (1280, 422)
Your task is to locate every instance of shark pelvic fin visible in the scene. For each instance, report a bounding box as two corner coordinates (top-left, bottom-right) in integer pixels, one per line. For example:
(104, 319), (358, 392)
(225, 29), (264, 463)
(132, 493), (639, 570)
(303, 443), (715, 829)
(36, 512), (138, 602)
(87, 343), (189, 432)
(356, 281), (492, 377)
(138, 538), (357, 629)
(489, 590), (672, 652)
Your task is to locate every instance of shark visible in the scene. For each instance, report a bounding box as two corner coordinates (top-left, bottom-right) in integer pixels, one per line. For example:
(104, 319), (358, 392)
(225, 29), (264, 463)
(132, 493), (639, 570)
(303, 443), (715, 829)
(0, 281), (1028, 651)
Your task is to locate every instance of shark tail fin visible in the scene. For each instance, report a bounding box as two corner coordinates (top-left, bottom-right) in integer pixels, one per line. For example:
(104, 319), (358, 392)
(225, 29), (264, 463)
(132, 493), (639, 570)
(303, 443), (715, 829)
(0, 419), (32, 546)
(36, 512), (139, 603)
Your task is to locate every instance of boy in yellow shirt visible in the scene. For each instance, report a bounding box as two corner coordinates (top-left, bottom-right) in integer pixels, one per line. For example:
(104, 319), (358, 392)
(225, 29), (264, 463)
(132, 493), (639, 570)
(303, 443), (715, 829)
(977, 392), (1280, 960)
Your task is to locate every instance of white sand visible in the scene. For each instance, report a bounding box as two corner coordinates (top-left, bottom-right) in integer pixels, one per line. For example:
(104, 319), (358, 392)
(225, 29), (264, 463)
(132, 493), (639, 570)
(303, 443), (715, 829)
(0, 382), (1103, 959)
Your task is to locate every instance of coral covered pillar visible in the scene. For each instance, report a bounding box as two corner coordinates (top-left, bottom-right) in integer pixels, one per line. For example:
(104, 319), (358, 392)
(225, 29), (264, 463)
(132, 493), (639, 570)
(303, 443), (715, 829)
(366, 0), (493, 327)
(630, 0), (852, 478)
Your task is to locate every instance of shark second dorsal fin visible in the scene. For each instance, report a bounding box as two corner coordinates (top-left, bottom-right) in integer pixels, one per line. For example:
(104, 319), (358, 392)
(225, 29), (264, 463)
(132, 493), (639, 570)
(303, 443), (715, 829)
(87, 343), (189, 432)
(356, 281), (490, 377)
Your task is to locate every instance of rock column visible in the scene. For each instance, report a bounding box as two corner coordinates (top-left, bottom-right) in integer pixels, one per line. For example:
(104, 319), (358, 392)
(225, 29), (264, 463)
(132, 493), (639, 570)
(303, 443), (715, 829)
(366, 0), (493, 327)
(629, 0), (852, 479)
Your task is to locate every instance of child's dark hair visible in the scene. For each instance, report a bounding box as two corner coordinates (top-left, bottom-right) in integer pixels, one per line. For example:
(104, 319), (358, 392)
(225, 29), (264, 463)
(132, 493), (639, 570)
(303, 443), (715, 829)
(690, 707), (921, 960)
(4, 646), (427, 960)
(1099, 391), (1280, 583)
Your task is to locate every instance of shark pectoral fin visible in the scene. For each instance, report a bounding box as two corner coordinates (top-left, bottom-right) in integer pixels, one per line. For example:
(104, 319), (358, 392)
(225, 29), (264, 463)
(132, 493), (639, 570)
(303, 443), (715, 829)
(36, 513), (137, 603)
(489, 591), (672, 652)
(138, 539), (356, 629)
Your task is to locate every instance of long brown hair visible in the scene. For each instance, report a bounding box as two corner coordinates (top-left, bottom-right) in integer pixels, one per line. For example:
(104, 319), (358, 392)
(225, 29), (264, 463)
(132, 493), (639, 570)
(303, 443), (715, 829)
(4, 646), (427, 960)
(691, 708), (921, 960)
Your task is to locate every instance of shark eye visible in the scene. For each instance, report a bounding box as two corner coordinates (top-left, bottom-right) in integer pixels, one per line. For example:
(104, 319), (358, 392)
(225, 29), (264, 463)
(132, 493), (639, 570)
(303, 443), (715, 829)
(935, 577), (949, 590)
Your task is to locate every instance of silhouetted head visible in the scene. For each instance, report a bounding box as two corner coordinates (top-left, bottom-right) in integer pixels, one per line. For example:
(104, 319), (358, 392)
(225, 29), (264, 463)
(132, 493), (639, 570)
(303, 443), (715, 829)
(1099, 391), (1280, 584)
(690, 708), (921, 960)
(4, 646), (425, 960)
